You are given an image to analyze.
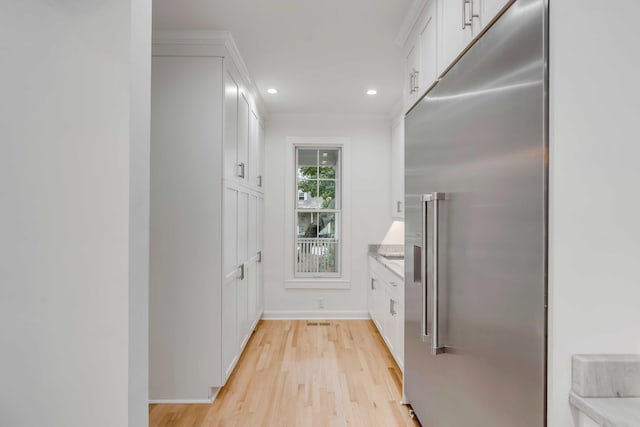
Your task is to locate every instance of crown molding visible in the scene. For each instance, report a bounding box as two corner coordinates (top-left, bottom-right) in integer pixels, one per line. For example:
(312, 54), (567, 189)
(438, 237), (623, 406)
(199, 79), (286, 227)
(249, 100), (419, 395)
(152, 30), (267, 116)
(394, 0), (428, 47)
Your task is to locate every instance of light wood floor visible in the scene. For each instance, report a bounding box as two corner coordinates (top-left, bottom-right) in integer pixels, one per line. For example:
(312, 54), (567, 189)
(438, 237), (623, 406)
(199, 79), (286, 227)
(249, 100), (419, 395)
(149, 320), (420, 427)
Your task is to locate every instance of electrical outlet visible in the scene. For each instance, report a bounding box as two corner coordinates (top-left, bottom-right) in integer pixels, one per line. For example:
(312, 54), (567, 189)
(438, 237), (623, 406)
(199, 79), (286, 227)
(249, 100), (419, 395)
(318, 297), (325, 309)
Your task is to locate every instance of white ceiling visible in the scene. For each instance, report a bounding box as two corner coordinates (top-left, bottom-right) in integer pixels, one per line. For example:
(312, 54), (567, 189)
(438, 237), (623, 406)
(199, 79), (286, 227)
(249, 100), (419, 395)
(153, 0), (413, 115)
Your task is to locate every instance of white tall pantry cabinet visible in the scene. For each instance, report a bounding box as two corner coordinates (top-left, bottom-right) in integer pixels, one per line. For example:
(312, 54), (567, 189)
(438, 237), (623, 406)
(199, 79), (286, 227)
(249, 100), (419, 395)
(150, 32), (265, 402)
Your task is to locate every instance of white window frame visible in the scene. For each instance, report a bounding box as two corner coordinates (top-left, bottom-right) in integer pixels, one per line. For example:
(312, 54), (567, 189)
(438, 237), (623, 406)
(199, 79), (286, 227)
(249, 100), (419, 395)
(294, 146), (342, 278)
(284, 137), (351, 289)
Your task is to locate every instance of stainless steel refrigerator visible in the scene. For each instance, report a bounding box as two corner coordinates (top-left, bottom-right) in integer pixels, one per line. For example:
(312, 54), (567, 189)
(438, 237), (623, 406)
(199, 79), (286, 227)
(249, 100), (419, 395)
(404, 0), (548, 425)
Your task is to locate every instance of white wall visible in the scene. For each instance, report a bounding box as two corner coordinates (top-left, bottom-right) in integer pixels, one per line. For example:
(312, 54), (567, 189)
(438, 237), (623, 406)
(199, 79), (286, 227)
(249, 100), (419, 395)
(263, 114), (395, 317)
(0, 1), (150, 426)
(548, 1), (640, 426)
(129, 0), (152, 425)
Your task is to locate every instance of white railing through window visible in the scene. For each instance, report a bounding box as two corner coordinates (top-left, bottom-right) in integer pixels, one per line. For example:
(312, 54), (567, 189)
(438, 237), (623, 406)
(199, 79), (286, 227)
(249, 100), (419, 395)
(296, 238), (339, 274)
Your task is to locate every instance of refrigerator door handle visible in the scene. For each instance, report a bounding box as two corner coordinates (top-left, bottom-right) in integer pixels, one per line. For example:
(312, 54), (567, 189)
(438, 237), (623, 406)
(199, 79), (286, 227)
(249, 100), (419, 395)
(423, 192), (446, 355)
(420, 196), (429, 340)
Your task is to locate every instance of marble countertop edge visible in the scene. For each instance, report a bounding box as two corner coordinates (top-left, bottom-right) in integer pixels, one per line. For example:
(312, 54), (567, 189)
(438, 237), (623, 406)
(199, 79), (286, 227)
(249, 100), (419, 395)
(367, 252), (404, 280)
(569, 391), (640, 427)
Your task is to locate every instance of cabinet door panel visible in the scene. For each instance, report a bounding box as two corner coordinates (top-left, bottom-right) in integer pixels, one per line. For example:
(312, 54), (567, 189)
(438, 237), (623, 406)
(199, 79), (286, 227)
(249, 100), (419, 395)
(257, 258), (264, 315)
(238, 192), (248, 263)
(221, 275), (237, 380)
(247, 259), (258, 328)
(384, 292), (396, 355)
(418, 0), (438, 93)
(248, 194), (258, 257)
(404, 44), (419, 110)
(224, 187), (238, 276)
(237, 191), (249, 344)
(248, 110), (259, 187)
(438, 0), (473, 74)
(395, 298), (404, 370)
(237, 93), (250, 182)
(224, 71), (238, 180)
(258, 121), (265, 191)
(367, 274), (375, 320)
(374, 283), (385, 335)
(237, 264), (248, 347)
(257, 197), (264, 252)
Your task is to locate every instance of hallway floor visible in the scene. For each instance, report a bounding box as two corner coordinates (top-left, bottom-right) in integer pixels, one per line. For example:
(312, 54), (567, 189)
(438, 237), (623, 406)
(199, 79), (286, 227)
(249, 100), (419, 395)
(149, 320), (419, 427)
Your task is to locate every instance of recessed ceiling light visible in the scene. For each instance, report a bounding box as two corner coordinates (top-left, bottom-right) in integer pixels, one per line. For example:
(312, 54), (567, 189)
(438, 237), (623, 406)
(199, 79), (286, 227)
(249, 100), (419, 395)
(322, 153), (328, 157)
(267, 88), (278, 94)
(367, 89), (377, 95)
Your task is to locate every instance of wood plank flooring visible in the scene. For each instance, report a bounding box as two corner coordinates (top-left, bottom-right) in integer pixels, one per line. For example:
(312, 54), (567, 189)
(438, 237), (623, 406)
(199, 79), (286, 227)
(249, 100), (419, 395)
(149, 320), (420, 427)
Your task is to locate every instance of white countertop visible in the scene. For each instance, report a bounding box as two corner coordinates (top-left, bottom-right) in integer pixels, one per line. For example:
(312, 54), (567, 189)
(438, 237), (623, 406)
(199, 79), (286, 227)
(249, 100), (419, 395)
(370, 254), (404, 279)
(570, 354), (640, 427)
(570, 392), (640, 427)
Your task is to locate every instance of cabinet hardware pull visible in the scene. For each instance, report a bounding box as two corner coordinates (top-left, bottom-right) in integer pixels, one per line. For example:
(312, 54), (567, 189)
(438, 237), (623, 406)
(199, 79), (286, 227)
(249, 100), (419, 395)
(371, 278), (376, 290)
(257, 175), (263, 187)
(413, 69), (419, 92)
(257, 251), (262, 263)
(397, 201), (403, 213)
(238, 264), (245, 280)
(409, 72), (415, 94)
(462, 0), (472, 28)
(237, 162), (246, 179)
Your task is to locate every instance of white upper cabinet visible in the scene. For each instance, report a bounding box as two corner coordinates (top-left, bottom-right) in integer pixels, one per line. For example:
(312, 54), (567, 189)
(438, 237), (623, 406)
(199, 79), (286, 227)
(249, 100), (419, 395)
(224, 67), (263, 191)
(437, 0), (473, 75)
(403, 0), (438, 111)
(401, 0), (514, 114)
(404, 44), (420, 111)
(438, 0), (513, 75)
(418, 0), (438, 95)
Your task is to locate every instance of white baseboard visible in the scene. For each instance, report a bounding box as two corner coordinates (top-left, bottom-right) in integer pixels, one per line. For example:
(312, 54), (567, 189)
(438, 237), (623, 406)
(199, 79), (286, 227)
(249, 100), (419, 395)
(261, 310), (369, 320)
(149, 398), (212, 404)
(149, 387), (220, 405)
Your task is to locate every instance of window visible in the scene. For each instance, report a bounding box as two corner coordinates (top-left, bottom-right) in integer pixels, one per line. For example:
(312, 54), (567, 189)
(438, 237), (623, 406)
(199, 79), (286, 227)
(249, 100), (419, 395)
(295, 147), (341, 277)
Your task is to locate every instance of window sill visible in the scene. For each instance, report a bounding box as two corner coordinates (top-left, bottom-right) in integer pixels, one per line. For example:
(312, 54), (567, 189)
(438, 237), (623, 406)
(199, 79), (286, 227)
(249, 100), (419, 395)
(284, 279), (351, 290)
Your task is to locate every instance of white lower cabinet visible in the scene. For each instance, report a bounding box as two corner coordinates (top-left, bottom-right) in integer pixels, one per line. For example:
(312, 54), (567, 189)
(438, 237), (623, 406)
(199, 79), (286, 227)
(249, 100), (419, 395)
(368, 256), (404, 371)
